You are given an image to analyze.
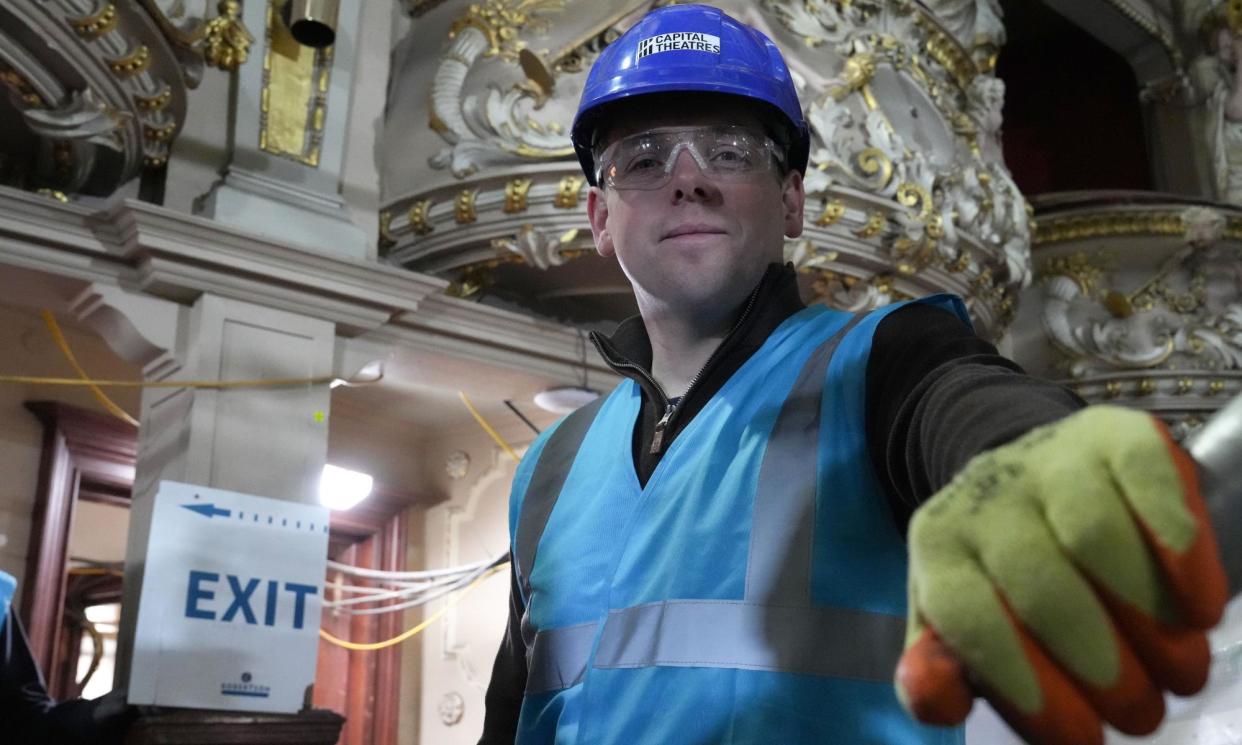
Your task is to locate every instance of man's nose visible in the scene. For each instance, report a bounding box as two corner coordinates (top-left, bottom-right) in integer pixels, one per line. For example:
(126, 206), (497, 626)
(667, 149), (720, 203)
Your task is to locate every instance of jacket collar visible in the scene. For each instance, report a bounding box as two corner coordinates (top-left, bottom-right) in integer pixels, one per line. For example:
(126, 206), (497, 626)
(589, 262), (804, 385)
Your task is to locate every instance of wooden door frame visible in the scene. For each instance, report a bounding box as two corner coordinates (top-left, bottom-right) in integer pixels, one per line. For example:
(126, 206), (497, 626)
(22, 400), (412, 745)
(23, 401), (136, 687)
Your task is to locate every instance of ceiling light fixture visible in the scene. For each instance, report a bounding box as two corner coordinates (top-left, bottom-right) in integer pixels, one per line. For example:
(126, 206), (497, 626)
(533, 385), (600, 414)
(318, 464), (373, 511)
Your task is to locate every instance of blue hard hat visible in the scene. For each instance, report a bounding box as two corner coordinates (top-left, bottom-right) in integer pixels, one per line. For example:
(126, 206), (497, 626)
(571, 4), (809, 187)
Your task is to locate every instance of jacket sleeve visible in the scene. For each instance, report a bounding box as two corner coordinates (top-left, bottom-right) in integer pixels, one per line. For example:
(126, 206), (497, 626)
(478, 561), (529, 745)
(2, 608), (56, 740)
(2, 610), (133, 745)
(866, 302), (1087, 534)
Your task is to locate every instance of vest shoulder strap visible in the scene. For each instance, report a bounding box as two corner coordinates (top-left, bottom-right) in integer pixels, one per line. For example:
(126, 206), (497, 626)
(513, 394), (608, 599)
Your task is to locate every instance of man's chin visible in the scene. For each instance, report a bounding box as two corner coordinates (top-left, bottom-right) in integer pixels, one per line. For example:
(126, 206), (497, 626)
(642, 274), (757, 314)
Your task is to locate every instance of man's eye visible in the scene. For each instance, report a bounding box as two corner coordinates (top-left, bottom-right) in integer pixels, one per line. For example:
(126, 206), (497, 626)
(710, 147), (749, 164)
(625, 156), (664, 173)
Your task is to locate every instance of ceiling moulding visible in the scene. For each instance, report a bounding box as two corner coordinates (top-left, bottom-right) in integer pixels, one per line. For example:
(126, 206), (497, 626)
(380, 0), (1029, 341)
(0, 186), (616, 383)
(1040, 0), (1181, 85)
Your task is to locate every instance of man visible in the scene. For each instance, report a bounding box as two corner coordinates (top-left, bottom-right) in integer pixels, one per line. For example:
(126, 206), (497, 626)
(480, 5), (1229, 744)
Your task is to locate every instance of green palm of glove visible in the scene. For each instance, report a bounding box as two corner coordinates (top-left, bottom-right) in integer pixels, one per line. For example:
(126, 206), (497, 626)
(896, 405), (1228, 745)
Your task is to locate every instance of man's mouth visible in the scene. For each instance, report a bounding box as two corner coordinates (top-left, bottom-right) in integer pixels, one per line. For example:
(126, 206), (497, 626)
(662, 224), (727, 240)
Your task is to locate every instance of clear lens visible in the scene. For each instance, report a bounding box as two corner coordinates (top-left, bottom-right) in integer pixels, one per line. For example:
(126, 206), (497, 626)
(595, 126), (782, 190)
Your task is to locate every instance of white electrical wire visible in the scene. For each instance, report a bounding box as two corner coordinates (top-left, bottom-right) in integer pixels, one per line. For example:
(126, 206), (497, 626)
(324, 571), (474, 609)
(322, 557), (504, 617)
(325, 556), (494, 582)
(339, 561), (496, 617)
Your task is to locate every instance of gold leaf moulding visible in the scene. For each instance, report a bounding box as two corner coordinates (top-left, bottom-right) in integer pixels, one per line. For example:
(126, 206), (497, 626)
(109, 45), (152, 78)
(816, 200), (846, 227)
(554, 176), (584, 209)
(505, 178), (533, 213)
(455, 190), (479, 224)
(69, 3), (119, 41)
(409, 200), (434, 235)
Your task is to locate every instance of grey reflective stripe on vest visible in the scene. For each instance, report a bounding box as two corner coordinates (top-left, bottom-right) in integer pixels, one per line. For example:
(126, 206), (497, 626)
(526, 620), (599, 694)
(744, 313), (865, 605)
(593, 599), (905, 682)
(514, 395), (607, 598)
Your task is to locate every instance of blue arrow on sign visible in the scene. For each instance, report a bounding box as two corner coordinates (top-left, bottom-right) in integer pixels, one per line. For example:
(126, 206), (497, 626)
(181, 503), (232, 519)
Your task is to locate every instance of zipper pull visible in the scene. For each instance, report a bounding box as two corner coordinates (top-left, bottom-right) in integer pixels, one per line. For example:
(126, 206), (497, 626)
(650, 402), (675, 454)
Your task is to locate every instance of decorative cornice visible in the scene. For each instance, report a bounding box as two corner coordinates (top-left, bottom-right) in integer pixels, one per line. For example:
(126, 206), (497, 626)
(0, 185), (617, 383)
(1033, 202), (1242, 247)
(1103, 0), (1181, 68)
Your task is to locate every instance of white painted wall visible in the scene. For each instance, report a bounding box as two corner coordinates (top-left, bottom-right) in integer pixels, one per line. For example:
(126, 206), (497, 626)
(162, 68), (232, 216)
(67, 501), (129, 565)
(409, 425), (535, 745)
(0, 381), (46, 596)
(0, 303), (140, 603)
(338, 0), (403, 262)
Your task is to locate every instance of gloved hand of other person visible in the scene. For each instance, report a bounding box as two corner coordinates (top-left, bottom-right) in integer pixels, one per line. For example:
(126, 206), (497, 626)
(895, 405), (1229, 745)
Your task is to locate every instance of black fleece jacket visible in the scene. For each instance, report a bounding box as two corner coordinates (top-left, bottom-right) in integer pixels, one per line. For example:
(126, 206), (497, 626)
(478, 263), (1084, 744)
(2, 607), (133, 744)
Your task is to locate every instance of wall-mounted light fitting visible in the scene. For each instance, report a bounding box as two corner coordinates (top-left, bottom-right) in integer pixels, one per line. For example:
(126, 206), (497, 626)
(283, 0), (339, 48)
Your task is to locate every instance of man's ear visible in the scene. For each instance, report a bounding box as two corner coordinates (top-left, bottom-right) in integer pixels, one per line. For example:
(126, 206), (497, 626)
(587, 186), (614, 258)
(782, 170), (805, 239)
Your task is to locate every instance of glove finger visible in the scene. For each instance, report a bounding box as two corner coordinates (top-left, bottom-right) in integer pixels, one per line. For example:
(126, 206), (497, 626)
(907, 525), (1041, 716)
(975, 511), (1164, 736)
(1095, 579), (1213, 696)
(895, 626), (973, 726)
(1111, 417), (1227, 630)
(983, 604), (1103, 745)
(948, 598), (1105, 745)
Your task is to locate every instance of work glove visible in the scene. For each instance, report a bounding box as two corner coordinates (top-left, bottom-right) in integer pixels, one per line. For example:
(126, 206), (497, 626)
(895, 405), (1229, 745)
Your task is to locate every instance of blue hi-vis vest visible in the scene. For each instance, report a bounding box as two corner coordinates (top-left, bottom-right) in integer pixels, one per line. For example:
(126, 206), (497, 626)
(0, 571), (14, 635)
(509, 298), (970, 745)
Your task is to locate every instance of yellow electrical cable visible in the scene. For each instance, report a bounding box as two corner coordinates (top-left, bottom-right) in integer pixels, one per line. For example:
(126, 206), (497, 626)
(67, 567), (124, 577)
(458, 391), (521, 462)
(319, 563), (507, 651)
(0, 373), (347, 389)
(3, 311), (383, 391)
(41, 310), (140, 426)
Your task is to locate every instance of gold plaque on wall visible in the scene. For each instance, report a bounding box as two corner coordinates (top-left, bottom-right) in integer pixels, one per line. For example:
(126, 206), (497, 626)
(259, 0), (333, 166)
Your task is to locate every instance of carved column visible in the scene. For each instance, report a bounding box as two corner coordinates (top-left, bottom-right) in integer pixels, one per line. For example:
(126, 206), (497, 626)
(69, 284), (343, 742)
(70, 287), (338, 685)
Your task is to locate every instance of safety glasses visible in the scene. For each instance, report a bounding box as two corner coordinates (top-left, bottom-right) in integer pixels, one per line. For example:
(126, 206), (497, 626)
(594, 125), (785, 191)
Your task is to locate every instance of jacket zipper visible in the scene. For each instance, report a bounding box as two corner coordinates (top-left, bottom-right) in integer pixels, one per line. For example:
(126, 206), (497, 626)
(596, 285), (764, 455)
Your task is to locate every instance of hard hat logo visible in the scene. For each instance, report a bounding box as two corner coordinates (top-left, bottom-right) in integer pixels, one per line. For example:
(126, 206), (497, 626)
(636, 32), (721, 60)
(571, 3), (810, 187)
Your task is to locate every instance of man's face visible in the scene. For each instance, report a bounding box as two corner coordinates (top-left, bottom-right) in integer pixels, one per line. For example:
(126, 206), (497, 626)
(586, 98), (805, 319)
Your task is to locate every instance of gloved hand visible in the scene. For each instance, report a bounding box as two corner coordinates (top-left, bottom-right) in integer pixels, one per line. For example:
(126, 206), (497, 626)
(895, 405), (1229, 745)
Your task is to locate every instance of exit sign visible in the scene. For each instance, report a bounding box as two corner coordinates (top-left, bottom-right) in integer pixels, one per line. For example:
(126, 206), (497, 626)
(129, 481), (330, 712)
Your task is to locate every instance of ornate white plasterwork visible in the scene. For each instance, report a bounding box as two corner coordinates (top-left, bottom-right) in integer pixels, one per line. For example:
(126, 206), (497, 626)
(922, 0), (1005, 67)
(425, 0), (652, 178)
(1, 0), (194, 190)
(491, 223), (579, 270)
(441, 443), (519, 693)
(765, 0), (1031, 292)
(1039, 207), (1242, 378)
